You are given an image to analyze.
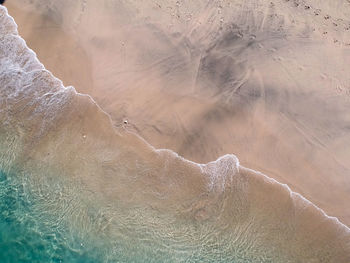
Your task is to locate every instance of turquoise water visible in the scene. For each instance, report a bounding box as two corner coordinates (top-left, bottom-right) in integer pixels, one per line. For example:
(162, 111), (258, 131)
(0, 170), (214, 263)
(0, 169), (266, 263)
(0, 166), (349, 262)
(0, 170), (106, 263)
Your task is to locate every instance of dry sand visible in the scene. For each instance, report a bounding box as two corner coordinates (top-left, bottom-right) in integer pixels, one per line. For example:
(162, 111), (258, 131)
(4, 0), (350, 226)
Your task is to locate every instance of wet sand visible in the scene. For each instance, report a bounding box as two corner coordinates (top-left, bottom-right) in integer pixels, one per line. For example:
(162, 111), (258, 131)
(5, 0), (350, 226)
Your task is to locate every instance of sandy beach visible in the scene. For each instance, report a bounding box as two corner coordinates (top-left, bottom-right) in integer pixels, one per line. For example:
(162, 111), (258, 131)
(1, 1), (350, 261)
(4, 0), (350, 227)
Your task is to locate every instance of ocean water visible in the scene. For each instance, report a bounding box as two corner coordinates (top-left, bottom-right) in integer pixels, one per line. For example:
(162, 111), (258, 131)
(0, 169), (296, 263)
(0, 170), (98, 263)
(1, 3), (350, 263)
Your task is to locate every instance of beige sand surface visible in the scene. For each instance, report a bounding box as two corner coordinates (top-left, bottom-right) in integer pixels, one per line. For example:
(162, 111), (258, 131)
(4, 0), (350, 226)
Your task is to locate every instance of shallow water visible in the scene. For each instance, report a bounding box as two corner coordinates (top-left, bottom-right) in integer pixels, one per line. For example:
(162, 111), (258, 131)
(0, 171), (98, 263)
(1, 1), (350, 262)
